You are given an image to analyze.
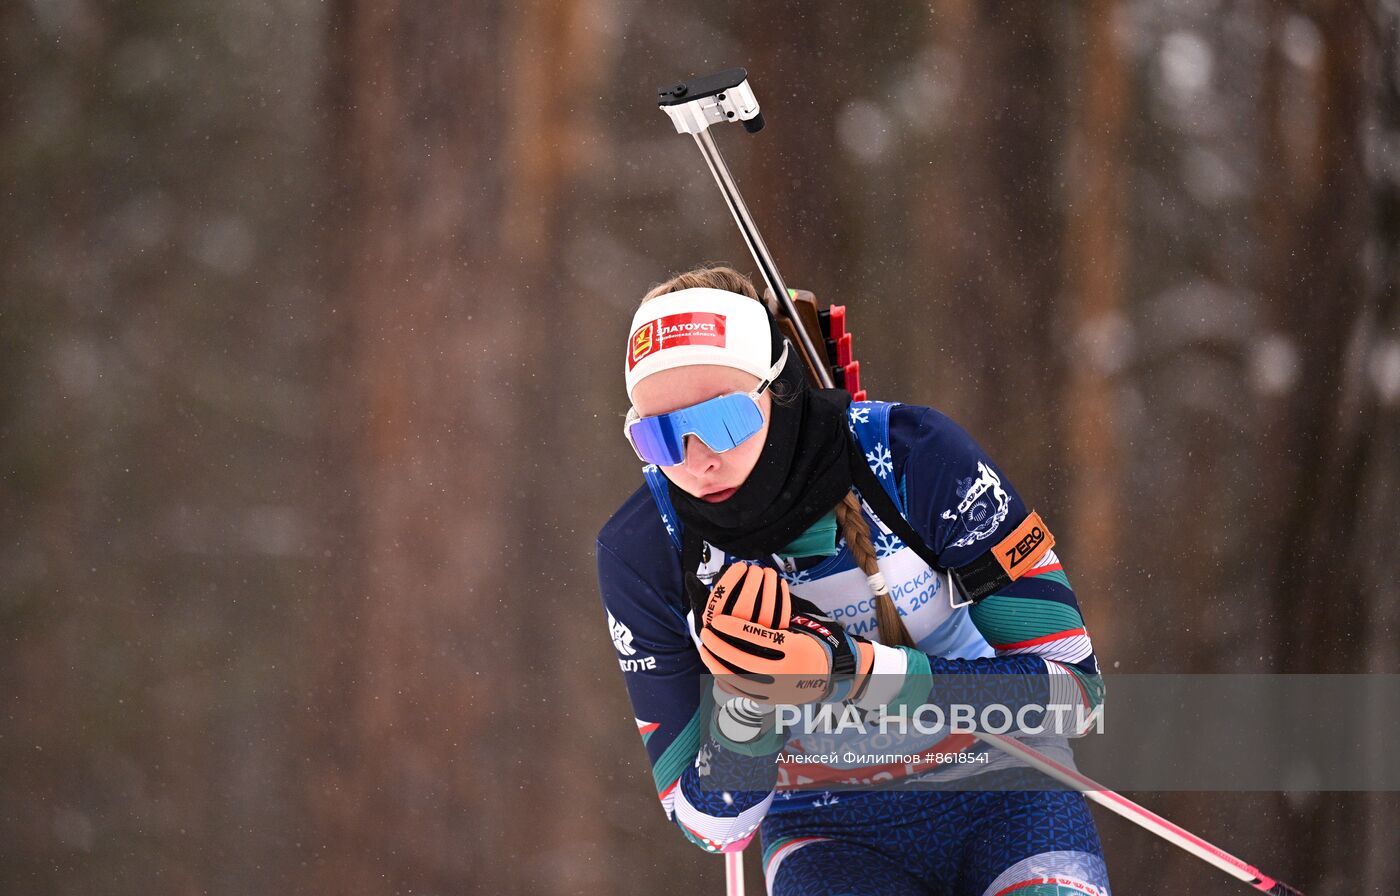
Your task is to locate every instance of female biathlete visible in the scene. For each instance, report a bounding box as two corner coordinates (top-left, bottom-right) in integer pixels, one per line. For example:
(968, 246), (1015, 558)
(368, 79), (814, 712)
(596, 266), (1110, 896)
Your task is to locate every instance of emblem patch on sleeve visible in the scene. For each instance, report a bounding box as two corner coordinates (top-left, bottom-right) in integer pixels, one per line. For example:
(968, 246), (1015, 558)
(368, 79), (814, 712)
(940, 461), (1011, 548)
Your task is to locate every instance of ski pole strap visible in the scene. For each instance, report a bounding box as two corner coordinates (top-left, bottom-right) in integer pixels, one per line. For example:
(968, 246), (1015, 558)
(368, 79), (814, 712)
(788, 612), (860, 702)
(844, 437), (1055, 605)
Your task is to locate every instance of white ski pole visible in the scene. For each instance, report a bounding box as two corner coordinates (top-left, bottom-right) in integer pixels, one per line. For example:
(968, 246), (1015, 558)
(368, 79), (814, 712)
(725, 849), (745, 896)
(974, 731), (1305, 895)
(711, 694), (771, 896)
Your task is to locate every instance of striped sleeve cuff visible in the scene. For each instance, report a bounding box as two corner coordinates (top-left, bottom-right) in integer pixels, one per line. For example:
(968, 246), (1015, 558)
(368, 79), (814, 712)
(673, 783), (774, 853)
(1045, 659), (1104, 735)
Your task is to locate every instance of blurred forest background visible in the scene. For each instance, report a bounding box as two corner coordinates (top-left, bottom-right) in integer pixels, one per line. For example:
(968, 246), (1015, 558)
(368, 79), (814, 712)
(3, 0), (1398, 894)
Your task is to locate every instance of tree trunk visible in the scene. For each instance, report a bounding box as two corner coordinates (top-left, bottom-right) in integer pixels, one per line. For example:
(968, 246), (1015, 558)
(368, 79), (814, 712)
(914, 1), (1070, 488)
(304, 2), (525, 892)
(1267, 3), (1395, 892)
(1063, 0), (1128, 660)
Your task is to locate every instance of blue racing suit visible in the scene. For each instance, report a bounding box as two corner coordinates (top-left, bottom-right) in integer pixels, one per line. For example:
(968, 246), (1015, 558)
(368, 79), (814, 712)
(596, 402), (1110, 896)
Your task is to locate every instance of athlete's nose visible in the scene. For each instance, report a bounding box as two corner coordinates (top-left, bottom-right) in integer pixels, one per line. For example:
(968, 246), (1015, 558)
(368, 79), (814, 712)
(683, 435), (721, 476)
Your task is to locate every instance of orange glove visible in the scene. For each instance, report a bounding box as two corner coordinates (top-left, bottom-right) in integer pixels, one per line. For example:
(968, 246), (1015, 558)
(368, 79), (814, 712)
(697, 562), (873, 705)
(698, 561), (790, 632)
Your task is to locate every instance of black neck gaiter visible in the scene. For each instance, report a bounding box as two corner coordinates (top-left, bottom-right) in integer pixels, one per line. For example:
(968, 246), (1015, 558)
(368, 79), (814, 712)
(667, 356), (853, 559)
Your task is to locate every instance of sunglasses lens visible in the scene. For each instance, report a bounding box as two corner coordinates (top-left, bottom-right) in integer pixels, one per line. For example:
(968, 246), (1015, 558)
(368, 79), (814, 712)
(703, 393), (764, 449)
(628, 415), (687, 466)
(628, 394), (765, 467)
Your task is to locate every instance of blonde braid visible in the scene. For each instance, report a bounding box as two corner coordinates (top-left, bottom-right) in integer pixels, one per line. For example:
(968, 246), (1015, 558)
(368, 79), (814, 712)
(834, 491), (917, 648)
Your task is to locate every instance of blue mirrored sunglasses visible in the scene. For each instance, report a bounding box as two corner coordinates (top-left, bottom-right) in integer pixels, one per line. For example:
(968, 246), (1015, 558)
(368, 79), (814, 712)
(624, 342), (789, 467)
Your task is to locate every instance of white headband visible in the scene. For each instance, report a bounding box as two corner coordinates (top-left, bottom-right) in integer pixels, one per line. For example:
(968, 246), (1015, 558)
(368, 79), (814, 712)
(624, 288), (774, 401)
